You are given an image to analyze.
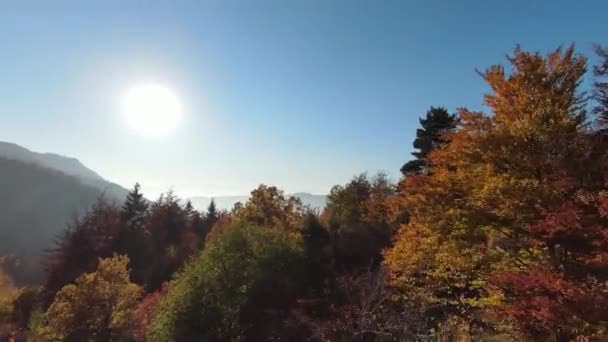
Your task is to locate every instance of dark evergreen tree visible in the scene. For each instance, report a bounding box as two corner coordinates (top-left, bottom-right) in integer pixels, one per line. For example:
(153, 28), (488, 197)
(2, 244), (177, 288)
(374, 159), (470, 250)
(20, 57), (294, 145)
(116, 183), (149, 285)
(593, 45), (608, 130)
(200, 199), (219, 244)
(400, 106), (456, 176)
(183, 200), (194, 217)
(120, 183), (148, 232)
(206, 198), (218, 222)
(179, 200), (203, 259)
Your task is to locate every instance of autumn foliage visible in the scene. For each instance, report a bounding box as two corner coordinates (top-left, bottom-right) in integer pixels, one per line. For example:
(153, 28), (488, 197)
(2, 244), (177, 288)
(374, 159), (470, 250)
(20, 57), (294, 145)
(2, 43), (608, 341)
(385, 46), (608, 339)
(45, 255), (142, 340)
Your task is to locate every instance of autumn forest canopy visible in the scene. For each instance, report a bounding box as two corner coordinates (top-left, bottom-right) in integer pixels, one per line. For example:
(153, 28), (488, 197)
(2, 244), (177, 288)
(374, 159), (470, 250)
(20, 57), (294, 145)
(2, 44), (608, 341)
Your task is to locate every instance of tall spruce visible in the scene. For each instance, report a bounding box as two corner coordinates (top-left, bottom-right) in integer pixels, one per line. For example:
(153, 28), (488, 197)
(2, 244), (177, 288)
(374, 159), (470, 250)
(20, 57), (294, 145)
(120, 183), (148, 232)
(118, 183), (149, 285)
(205, 199), (218, 224)
(593, 45), (608, 130)
(401, 106), (456, 176)
(200, 199), (219, 245)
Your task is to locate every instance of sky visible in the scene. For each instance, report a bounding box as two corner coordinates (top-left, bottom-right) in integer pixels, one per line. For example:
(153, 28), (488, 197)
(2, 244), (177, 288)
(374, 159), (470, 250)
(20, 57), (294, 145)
(1, 0), (607, 198)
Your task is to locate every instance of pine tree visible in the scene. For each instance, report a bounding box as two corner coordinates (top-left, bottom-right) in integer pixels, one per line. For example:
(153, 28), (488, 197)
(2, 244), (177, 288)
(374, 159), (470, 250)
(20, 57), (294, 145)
(593, 45), (608, 130)
(199, 199), (219, 245)
(116, 183), (149, 285)
(120, 183), (148, 232)
(205, 199), (218, 224)
(400, 106), (456, 176)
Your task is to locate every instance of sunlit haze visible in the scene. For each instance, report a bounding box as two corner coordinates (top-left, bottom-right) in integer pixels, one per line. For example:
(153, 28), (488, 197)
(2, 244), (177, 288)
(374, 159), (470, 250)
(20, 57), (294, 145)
(1, 1), (606, 198)
(124, 83), (183, 138)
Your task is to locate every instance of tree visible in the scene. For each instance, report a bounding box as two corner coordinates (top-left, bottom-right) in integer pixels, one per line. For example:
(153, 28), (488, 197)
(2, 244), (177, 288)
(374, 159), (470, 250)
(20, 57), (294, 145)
(0, 262), (21, 339)
(233, 185), (306, 231)
(141, 192), (192, 291)
(117, 183), (149, 285)
(295, 267), (422, 341)
(45, 255), (142, 341)
(205, 198), (219, 224)
(322, 173), (400, 269)
(148, 224), (304, 341)
(301, 212), (330, 266)
(120, 183), (148, 232)
(131, 283), (170, 342)
(400, 106), (456, 176)
(593, 45), (608, 129)
(200, 199), (219, 246)
(385, 45), (607, 338)
(43, 198), (121, 304)
(179, 200), (203, 257)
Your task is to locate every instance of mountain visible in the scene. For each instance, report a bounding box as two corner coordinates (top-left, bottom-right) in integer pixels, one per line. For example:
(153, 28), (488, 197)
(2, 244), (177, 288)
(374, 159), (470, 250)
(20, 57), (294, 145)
(0, 142), (103, 180)
(0, 141), (129, 200)
(188, 193), (327, 212)
(0, 142), (130, 284)
(0, 157), (102, 284)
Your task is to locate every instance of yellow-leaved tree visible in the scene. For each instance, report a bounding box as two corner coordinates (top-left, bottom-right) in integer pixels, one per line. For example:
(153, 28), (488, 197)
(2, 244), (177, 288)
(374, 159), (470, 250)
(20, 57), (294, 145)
(385, 46), (608, 339)
(45, 254), (142, 341)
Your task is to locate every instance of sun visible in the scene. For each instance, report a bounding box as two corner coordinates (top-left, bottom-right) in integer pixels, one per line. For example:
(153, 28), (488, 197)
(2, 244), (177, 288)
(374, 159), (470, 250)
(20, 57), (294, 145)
(123, 83), (182, 137)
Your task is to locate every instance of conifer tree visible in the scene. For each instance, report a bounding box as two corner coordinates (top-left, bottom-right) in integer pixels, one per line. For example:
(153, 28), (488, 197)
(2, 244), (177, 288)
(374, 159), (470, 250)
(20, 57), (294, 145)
(205, 198), (218, 223)
(117, 183), (149, 285)
(199, 199), (219, 246)
(401, 106), (456, 176)
(593, 45), (608, 130)
(120, 183), (148, 232)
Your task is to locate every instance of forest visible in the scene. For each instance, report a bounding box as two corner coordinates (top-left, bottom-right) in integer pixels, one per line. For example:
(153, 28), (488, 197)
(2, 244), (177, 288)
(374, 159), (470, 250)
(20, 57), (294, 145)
(1, 44), (608, 341)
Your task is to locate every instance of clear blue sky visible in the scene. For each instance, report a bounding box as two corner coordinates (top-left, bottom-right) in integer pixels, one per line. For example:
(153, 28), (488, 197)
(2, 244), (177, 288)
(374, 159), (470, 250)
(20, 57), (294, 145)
(1, 0), (606, 198)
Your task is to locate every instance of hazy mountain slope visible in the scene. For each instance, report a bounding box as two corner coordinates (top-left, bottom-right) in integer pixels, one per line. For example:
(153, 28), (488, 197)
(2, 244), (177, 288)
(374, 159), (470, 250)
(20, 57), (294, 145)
(0, 142), (131, 284)
(0, 142), (102, 180)
(188, 193), (327, 212)
(0, 141), (129, 200)
(0, 156), (104, 284)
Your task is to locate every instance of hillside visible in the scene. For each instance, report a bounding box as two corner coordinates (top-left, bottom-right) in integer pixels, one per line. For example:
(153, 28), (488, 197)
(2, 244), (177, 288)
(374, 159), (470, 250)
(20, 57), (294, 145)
(0, 157), (104, 284)
(0, 142), (130, 284)
(0, 141), (129, 200)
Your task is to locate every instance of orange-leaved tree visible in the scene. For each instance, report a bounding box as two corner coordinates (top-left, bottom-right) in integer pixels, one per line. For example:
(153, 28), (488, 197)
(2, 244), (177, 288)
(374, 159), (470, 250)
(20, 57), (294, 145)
(385, 45), (608, 339)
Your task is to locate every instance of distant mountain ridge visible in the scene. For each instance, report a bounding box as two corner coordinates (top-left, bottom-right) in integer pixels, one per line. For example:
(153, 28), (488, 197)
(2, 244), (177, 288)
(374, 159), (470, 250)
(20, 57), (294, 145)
(188, 192), (327, 212)
(0, 141), (129, 200)
(0, 142), (102, 180)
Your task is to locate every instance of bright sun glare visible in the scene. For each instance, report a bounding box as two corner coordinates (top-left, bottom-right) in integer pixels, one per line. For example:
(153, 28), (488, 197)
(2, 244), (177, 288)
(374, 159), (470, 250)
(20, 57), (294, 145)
(124, 83), (182, 137)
